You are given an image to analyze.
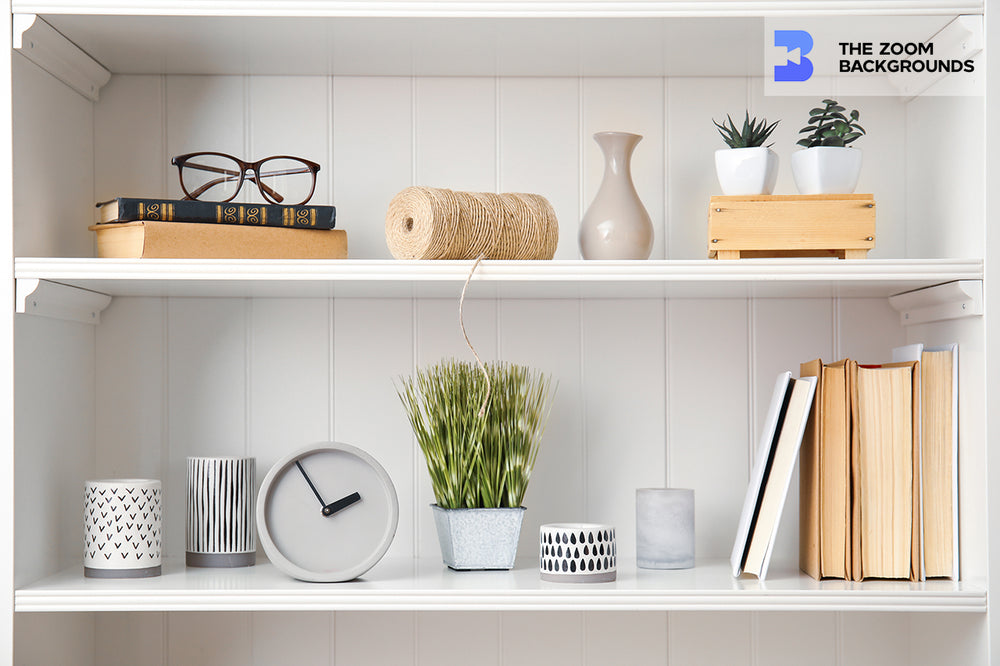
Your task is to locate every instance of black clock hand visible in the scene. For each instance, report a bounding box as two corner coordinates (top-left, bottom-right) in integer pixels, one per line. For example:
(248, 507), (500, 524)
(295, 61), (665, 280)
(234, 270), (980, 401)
(322, 492), (362, 517)
(295, 460), (327, 508)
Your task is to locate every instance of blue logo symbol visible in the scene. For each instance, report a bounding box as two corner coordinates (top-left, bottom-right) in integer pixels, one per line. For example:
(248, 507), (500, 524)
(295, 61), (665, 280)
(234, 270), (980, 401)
(774, 30), (814, 82)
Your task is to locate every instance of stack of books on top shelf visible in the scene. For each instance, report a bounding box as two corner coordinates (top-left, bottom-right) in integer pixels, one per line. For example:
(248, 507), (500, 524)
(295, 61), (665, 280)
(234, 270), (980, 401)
(90, 197), (345, 259)
(799, 344), (959, 582)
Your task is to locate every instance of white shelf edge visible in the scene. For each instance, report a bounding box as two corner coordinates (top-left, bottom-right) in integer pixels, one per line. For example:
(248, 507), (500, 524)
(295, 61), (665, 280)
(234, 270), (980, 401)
(15, 278), (112, 325)
(15, 560), (986, 613)
(11, 1), (984, 17)
(887, 279), (983, 326)
(12, 14), (111, 101)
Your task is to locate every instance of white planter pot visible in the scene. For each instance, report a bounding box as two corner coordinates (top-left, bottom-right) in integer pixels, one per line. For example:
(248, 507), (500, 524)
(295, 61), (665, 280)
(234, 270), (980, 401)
(791, 146), (863, 195)
(714, 147), (779, 196)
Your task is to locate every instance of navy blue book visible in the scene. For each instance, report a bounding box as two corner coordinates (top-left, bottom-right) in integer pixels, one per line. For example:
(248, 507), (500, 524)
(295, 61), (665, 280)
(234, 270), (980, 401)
(97, 197), (336, 229)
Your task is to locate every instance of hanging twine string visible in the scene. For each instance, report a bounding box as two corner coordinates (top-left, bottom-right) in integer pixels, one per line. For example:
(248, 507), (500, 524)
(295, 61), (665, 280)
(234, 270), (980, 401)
(385, 186), (559, 260)
(459, 253), (491, 418)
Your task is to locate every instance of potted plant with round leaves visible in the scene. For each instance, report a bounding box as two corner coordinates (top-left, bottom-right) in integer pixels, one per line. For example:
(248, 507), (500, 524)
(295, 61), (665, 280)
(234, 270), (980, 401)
(713, 111), (780, 195)
(792, 99), (866, 194)
(398, 359), (554, 570)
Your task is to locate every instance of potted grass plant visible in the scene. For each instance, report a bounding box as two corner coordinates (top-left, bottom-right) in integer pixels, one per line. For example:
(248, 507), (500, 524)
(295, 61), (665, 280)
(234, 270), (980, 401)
(398, 359), (554, 570)
(792, 99), (866, 194)
(713, 111), (780, 195)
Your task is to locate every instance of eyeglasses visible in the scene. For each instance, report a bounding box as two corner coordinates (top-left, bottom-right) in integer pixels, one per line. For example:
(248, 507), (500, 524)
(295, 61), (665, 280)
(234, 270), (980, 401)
(171, 152), (320, 205)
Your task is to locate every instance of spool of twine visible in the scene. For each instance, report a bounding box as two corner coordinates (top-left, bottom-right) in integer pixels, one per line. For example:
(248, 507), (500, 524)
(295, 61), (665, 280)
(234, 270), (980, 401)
(385, 186), (559, 260)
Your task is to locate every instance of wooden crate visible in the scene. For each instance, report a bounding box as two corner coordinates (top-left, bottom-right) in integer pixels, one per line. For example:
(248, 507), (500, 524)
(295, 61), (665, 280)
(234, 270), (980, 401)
(707, 194), (875, 260)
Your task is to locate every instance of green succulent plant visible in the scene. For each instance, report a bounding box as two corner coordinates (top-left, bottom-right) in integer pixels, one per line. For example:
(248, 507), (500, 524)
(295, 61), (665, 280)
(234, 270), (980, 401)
(713, 111), (779, 149)
(397, 359), (554, 510)
(797, 99), (865, 148)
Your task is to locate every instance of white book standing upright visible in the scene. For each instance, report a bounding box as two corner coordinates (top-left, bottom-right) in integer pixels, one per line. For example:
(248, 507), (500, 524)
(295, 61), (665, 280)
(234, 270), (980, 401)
(731, 372), (817, 580)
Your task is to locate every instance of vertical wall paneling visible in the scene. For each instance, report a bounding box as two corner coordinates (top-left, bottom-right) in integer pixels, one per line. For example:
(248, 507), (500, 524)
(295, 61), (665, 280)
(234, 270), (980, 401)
(582, 78), (665, 260)
(666, 77), (747, 261)
(839, 613), (909, 664)
(12, 55), (94, 257)
(167, 612), (251, 666)
(668, 612), (751, 665)
(499, 299), (584, 558)
(14, 316), (95, 583)
(667, 299), (749, 559)
(413, 297), (498, 557)
(756, 611), (837, 666)
(581, 299), (665, 556)
(501, 612), (583, 666)
(94, 75), (166, 205)
(96, 612), (166, 666)
(248, 76), (330, 204)
(14, 613), (96, 666)
(95, 297), (166, 478)
(417, 612), (500, 666)
(251, 612), (332, 666)
(332, 77), (412, 260)
(905, 96), (984, 259)
(164, 76), (246, 201)
(334, 611), (415, 666)
(249, 298), (331, 493)
(583, 612), (668, 665)
(837, 298), (906, 362)
(415, 77), (496, 191)
(498, 78), (580, 260)
(752, 298), (833, 571)
(166, 298), (248, 559)
(333, 298), (415, 559)
(908, 614), (988, 666)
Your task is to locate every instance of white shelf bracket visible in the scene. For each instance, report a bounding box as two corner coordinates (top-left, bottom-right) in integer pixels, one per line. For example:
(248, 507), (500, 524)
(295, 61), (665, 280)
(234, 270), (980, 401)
(16, 279), (112, 325)
(888, 280), (982, 326)
(13, 14), (111, 102)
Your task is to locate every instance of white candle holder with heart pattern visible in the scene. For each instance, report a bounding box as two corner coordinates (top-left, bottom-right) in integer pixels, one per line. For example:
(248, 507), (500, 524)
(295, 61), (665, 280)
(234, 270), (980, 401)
(540, 523), (616, 583)
(84, 479), (162, 578)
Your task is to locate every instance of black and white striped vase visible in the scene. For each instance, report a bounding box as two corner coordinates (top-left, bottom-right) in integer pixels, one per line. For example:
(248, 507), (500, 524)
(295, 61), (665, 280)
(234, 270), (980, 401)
(186, 456), (256, 567)
(84, 479), (162, 578)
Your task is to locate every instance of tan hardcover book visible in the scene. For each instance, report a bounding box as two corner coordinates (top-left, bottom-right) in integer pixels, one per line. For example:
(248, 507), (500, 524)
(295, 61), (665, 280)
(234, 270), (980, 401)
(799, 359), (852, 581)
(852, 361), (921, 580)
(90, 221), (347, 259)
(798, 360), (823, 580)
(921, 345), (958, 579)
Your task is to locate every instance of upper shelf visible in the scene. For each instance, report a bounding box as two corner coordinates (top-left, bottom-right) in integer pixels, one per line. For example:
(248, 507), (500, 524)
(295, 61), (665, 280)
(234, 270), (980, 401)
(14, 257), (984, 301)
(15, 558), (986, 613)
(15, 5), (973, 77)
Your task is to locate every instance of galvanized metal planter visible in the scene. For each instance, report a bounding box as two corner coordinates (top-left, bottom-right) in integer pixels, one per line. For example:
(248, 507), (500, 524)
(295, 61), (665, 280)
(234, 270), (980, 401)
(431, 505), (526, 570)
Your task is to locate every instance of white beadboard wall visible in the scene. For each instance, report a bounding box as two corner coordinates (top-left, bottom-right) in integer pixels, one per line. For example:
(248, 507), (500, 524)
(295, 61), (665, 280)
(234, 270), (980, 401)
(10, 56), (988, 665)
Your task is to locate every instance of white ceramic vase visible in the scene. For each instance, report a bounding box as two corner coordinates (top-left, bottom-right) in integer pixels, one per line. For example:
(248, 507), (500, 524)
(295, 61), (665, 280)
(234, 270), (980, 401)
(791, 146), (863, 195)
(714, 147), (779, 196)
(579, 131), (654, 260)
(186, 456), (256, 568)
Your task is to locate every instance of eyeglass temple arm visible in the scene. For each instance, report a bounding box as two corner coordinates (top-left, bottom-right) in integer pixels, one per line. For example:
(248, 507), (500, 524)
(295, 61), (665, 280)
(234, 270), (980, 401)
(181, 162), (285, 202)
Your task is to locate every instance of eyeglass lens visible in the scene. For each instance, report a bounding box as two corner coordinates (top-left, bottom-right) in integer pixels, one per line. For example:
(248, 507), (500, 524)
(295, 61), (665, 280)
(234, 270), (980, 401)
(255, 157), (316, 205)
(178, 153), (244, 202)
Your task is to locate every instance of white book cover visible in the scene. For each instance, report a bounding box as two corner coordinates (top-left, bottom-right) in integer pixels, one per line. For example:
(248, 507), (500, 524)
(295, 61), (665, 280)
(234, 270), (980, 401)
(742, 375), (817, 579)
(730, 371), (792, 578)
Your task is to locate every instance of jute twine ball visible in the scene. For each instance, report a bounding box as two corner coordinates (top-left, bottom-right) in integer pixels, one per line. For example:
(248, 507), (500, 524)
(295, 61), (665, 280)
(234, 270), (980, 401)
(385, 186), (559, 260)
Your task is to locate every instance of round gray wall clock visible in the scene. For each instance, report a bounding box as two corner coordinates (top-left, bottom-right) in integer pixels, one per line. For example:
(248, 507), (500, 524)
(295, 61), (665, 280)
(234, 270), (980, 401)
(256, 442), (399, 582)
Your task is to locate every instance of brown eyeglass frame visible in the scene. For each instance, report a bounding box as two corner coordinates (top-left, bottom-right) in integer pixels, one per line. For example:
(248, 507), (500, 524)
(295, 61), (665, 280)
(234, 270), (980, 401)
(170, 151), (321, 205)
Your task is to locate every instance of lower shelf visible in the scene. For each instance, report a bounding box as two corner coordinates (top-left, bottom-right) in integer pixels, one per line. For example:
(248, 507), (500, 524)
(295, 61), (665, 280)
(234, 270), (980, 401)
(15, 558), (985, 613)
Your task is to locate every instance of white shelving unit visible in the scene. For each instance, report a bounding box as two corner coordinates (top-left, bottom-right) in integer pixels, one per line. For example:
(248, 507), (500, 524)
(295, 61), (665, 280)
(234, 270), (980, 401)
(4, 1), (994, 665)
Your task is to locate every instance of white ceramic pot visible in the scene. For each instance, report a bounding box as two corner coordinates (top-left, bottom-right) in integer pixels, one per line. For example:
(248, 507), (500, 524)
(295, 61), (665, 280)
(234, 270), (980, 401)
(186, 456), (256, 568)
(539, 523), (616, 583)
(714, 147), (778, 196)
(84, 479), (162, 578)
(791, 146), (863, 195)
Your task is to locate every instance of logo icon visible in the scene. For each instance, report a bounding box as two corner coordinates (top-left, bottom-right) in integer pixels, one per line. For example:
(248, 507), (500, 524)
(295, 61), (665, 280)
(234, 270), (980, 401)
(774, 30), (814, 82)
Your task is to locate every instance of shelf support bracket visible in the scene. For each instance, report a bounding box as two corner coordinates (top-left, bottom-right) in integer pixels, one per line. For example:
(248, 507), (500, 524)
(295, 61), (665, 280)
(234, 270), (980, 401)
(16, 279), (112, 325)
(13, 14), (111, 102)
(888, 280), (982, 326)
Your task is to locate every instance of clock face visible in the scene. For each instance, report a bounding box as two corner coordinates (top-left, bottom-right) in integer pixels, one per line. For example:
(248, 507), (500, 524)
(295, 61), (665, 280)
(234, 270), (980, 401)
(256, 442), (398, 582)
